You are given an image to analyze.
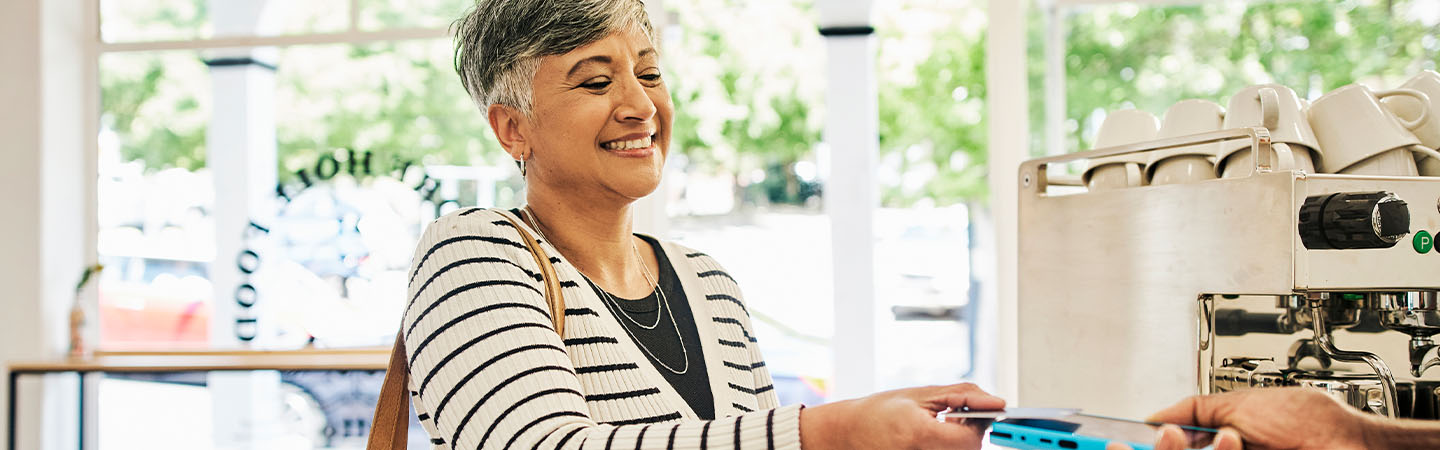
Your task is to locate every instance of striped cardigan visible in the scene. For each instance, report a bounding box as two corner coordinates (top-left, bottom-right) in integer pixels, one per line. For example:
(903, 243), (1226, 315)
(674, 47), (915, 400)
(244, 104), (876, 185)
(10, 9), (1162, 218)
(402, 208), (804, 450)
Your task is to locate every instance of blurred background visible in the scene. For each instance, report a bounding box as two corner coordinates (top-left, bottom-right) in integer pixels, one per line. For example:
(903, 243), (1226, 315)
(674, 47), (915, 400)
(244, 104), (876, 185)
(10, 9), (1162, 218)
(7, 0), (1440, 448)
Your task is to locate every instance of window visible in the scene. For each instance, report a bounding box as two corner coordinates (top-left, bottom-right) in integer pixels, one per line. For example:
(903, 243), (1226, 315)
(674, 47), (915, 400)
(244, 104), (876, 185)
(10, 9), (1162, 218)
(660, 0), (996, 401)
(873, 0), (989, 391)
(662, 0), (833, 405)
(98, 50), (215, 349)
(94, 2), (500, 447)
(97, 5), (506, 352)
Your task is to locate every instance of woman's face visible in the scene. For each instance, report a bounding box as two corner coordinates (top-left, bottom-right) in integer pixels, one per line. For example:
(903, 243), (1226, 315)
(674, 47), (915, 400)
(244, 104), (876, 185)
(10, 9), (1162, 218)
(522, 28), (672, 202)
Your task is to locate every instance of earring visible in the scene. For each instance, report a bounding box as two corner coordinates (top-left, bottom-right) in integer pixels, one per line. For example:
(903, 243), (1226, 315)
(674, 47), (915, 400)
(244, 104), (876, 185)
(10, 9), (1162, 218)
(516, 151), (528, 176)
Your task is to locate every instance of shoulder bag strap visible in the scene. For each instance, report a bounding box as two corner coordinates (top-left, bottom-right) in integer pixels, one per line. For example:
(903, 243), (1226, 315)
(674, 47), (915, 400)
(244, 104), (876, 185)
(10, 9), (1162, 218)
(366, 332), (413, 450)
(366, 211), (566, 449)
(504, 211), (567, 334)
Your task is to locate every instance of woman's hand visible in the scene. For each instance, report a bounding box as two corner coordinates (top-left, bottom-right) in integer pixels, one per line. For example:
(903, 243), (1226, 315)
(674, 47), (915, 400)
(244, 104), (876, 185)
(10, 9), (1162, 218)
(1134, 388), (1375, 450)
(799, 383), (1004, 450)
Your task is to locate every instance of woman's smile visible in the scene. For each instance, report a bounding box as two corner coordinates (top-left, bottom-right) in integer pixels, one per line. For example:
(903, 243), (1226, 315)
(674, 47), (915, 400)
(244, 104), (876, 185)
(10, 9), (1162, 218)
(599, 132), (658, 158)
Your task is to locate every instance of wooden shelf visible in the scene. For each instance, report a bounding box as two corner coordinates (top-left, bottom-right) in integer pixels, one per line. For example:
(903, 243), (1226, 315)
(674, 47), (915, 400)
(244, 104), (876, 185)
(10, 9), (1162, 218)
(7, 347), (392, 374)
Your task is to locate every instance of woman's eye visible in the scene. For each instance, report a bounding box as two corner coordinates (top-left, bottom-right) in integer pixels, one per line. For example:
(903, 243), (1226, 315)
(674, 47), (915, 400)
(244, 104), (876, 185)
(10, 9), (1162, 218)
(580, 80), (611, 90)
(639, 74), (662, 82)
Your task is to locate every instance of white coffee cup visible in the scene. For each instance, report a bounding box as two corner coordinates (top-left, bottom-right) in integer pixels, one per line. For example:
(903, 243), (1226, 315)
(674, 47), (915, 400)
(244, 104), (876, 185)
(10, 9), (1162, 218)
(1093, 108), (1162, 149)
(1084, 109), (1158, 191)
(1149, 155), (1214, 186)
(1148, 99), (1223, 185)
(1381, 71), (1440, 177)
(1309, 83), (1430, 175)
(1087, 163), (1144, 191)
(1217, 84), (1319, 177)
(1383, 71), (1440, 149)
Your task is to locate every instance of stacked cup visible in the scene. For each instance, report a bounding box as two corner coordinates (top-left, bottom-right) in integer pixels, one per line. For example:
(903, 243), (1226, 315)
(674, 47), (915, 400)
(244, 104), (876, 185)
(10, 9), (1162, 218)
(1381, 70), (1440, 176)
(1147, 100), (1224, 185)
(1310, 83), (1437, 176)
(1215, 84), (1316, 177)
(1076, 72), (1440, 190)
(1083, 109), (1159, 191)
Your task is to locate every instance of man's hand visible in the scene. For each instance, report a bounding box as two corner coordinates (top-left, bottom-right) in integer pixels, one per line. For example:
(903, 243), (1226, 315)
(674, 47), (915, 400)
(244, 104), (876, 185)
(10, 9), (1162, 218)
(1102, 425), (1241, 450)
(1142, 388), (1374, 450)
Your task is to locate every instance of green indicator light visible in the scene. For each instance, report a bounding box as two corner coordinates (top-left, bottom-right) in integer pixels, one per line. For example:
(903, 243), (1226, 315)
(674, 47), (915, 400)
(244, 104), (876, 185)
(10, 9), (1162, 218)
(1416, 230), (1434, 254)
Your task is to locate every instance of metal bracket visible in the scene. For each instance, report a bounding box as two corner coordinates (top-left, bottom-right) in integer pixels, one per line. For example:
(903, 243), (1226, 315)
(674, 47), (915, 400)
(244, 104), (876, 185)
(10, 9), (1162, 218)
(1020, 127), (1274, 194)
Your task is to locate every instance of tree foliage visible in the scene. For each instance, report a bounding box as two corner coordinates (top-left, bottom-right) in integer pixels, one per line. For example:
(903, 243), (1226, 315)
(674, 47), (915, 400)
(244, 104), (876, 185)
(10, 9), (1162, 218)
(271, 40), (499, 177)
(876, 1), (989, 206)
(101, 52), (211, 172)
(663, 0), (826, 204)
(100, 0), (1440, 207)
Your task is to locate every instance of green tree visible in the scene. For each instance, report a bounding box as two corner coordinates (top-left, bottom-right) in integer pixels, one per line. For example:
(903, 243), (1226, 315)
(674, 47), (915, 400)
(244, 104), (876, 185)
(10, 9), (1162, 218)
(102, 51), (212, 172)
(101, 1), (497, 178)
(876, 1), (989, 206)
(664, 0), (826, 205)
(272, 40), (500, 178)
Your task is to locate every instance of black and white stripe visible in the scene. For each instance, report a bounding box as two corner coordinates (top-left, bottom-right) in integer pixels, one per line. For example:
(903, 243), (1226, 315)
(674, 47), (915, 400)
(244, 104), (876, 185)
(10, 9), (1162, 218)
(403, 209), (799, 450)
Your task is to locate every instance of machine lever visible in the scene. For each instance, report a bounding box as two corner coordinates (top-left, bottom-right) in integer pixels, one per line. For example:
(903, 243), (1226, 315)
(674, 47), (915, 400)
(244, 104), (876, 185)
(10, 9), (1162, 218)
(1310, 299), (1399, 418)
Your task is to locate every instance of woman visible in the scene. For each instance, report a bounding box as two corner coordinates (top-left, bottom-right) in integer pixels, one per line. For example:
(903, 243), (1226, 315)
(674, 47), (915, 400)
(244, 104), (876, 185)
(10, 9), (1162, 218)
(402, 0), (1004, 448)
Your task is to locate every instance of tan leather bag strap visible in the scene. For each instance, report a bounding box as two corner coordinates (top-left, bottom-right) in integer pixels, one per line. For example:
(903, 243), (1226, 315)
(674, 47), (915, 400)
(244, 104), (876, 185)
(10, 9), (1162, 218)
(367, 211), (566, 449)
(508, 211), (567, 334)
(367, 332), (413, 450)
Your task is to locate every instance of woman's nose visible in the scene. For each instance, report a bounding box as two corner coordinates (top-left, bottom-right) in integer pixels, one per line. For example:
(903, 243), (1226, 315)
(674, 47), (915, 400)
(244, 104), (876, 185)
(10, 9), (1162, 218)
(613, 77), (657, 122)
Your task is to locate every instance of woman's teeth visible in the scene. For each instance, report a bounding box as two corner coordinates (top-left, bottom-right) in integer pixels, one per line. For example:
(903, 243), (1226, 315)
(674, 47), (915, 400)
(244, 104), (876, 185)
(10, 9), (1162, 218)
(603, 135), (653, 150)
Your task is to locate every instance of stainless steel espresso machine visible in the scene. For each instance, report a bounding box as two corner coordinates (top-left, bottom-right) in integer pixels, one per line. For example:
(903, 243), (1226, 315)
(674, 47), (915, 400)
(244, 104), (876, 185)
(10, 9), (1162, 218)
(1017, 127), (1440, 420)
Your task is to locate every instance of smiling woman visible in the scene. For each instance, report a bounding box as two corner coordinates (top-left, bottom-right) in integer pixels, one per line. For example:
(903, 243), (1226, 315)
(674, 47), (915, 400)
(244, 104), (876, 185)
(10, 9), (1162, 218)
(399, 1), (1005, 449)
(487, 26), (669, 205)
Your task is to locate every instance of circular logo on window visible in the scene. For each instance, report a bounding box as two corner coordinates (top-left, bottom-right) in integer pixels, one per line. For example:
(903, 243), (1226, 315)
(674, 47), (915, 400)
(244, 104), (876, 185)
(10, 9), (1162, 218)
(228, 149), (486, 343)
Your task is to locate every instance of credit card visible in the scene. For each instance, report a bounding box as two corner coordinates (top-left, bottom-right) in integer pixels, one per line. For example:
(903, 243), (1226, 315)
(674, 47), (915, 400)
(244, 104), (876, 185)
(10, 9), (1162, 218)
(943, 407), (1081, 419)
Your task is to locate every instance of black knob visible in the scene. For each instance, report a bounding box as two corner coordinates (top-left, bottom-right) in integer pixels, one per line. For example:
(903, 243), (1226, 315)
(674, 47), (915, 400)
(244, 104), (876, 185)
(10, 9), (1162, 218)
(1298, 191), (1409, 249)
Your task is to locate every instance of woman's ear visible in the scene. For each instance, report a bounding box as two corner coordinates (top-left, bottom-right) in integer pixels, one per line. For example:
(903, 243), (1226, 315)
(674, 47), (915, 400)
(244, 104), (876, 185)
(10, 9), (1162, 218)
(487, 103), (529, 161)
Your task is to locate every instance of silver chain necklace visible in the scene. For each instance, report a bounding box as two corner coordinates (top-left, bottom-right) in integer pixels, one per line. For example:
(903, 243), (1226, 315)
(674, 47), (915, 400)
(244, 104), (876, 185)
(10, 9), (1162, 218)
(519, 206), (691, 374)
(610, 243), (665, 329)
(592, 242), (664, 330)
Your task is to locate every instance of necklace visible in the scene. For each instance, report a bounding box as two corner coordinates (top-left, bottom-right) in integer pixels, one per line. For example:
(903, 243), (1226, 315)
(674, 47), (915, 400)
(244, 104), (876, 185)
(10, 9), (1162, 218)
(599, 239), (666, 330)
(519, 206), (691, 374)
(520, 206), (661, 329)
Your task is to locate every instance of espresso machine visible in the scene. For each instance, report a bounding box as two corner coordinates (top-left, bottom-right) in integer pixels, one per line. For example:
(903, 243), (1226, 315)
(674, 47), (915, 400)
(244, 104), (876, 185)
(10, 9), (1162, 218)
(1017, 127), (1440, 419)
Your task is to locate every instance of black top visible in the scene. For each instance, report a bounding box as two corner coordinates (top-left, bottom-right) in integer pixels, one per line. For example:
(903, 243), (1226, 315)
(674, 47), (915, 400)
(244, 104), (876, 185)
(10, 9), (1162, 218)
(588, 234), (714, 420)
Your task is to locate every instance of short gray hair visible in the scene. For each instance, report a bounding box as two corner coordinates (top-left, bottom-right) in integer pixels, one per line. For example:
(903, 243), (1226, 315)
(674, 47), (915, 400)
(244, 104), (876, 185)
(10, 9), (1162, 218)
(453, 0), (656, 114)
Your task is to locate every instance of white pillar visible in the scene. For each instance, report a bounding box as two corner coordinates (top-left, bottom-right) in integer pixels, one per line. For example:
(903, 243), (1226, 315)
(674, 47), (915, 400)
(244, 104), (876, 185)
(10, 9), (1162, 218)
(206, 2), (283, 448)
(206, 16), (280, 350)
(818, 0), (878, 401)
(633, 0), (670, 238)
(986, 0), (1029, 404)
(0, 0), (96, 447)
